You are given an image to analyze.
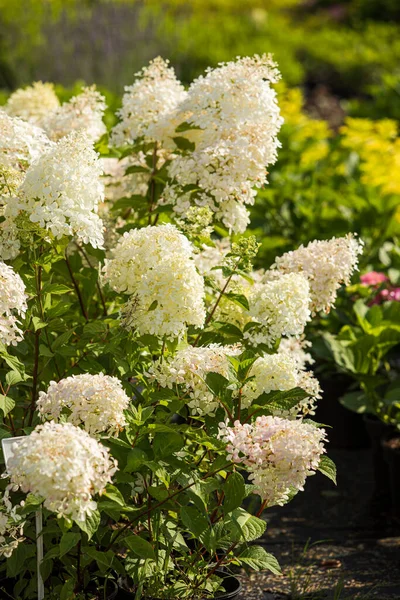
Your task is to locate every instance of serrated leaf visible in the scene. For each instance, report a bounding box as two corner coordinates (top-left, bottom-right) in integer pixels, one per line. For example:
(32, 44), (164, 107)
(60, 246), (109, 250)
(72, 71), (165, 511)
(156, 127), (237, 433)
(125, 535), (156, 560)
(180, 505), (209, 539)
(0, 394), (15, 416)
(205, 372), (230, 397)
(225, 292), (250, 311)
(318, 455), (337, 485)
(229, 508), (266, 542)
(75, 509), (100, 540)
(124, 448), (148, 473)
(103, 484), (125, 506)
(223, 472), (246, 514)
(5, 370), (24, 386)
(60, 532), (81, 557)
(239, 546), (281, 573)
(153, 432), (184, 458)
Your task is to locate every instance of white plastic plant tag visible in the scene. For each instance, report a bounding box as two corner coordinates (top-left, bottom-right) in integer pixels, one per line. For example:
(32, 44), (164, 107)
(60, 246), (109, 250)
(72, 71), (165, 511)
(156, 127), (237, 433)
(2, 436), (25, 469)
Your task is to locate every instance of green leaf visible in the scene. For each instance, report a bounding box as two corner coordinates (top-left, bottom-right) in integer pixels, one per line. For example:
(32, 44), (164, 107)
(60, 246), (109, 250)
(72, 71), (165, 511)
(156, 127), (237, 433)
(125, 165), (149, 174)
(229, 508), (266, 542)
(239, 546), (281, 574)
(75, 509), (100, 540)
(148, 300), (158, 311)
(125, 535), (156, 560)
(103, 484), (126, 506)
(31, 316), (47, 331)
(5, 370), (24, 386)
(180, 506), (209, 539)
(205, 372), (230, 397)
(0, 394), (15, 416)
(124, 448), (149, 473)
(60, 578), (76, 600)
(224, 292), (250, 311)
(173, 136), (195, 151)
(60, 532), (81, 558)
(253, 388), (309, 413)
(318, 455), (337, 485)
(153, 432), (184, 458)
(223, 472), (246, 514)
(41, 283), (72, 295)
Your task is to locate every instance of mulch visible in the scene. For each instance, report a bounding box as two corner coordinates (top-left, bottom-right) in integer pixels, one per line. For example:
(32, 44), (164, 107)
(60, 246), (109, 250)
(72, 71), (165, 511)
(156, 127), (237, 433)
(235, 443), (400, 600)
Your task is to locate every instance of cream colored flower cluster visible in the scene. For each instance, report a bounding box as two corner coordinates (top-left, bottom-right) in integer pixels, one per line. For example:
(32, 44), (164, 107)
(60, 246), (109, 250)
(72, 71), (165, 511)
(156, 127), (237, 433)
(12, 130), (104, 248)
(37, 373), (130, 436)
(241, 351), (321, 416)
(150, 344), (241, 415)
(274, 234), (364, 314)
(7, 422), (117, 521)
(0, 111), (53, 184)
(103, 224), (205, 339)
(4, 81), (60, 127)
(159, 55), (283, 232)
(0, 262), (27, 346)
(43, 86), (107, 143)
(111, 57), (187, 147)
(219, 416), (326, 506)
(245, 273), (311, 347)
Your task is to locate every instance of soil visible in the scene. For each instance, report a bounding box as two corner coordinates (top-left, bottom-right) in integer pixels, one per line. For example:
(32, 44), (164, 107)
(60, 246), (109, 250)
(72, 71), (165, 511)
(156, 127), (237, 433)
(236, 448), (400, 600)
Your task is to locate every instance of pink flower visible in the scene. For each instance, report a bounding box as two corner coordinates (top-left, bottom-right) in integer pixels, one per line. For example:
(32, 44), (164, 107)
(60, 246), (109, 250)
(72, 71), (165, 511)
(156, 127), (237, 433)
(370, 287), (400, 305)
(360, 271), (388, 287)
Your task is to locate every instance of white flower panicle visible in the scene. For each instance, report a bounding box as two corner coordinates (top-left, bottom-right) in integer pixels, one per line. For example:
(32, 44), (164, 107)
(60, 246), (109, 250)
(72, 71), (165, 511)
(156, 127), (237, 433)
(278, 336), (314, 371)
(111, 57), (187, 147)
(103, 224), (206, 339)
(150, 344), (241, 415)
(5, 82), (60, 126)
(241, 351), (321, 416)
(273, 234), (364, 313)
(0, 262), (27, 346)
(37, 374), (130, 436)
(7, 422), (117, 521)
(246, 272), (311, 347)
(219, 416), (326, 506)
(43, 86), (107, 142)
(0, 111), (53, 177)
(16, 130), (104, 248)
(160, 54), (283, 232)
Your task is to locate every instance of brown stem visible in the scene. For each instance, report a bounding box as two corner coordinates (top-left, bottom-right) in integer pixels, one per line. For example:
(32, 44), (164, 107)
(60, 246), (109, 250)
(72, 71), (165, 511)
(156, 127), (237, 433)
(256, 499), (268, 517)
(28, 329), (40, 426)
(193, 261), (239, 347)
(75, 242), (107, 317)
(65, 254), (89, 321)
(106, 461), (234, 550)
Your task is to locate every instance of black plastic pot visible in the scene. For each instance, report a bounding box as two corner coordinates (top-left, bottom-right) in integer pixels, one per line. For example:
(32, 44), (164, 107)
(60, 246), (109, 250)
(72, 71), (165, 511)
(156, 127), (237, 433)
(382, 435), (400, 518)
(118, 570), (242, 599)
(363, 414), (393, 516)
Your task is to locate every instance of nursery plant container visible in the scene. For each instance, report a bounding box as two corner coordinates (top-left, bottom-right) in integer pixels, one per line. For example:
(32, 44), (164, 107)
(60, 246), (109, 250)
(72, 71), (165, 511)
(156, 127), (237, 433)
(382, 435), (400, 518)
(363, 414), (393, 516)
(118, 570), (242, 599)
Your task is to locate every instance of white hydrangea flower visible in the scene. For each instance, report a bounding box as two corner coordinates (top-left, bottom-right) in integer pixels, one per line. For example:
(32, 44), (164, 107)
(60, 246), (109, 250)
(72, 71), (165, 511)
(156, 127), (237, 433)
(37, 374), (130, 436)
(273, 234), (364, 314)
(278, 336), (314, 370)
(0, 111), (53, 178)
(7, 422), (117, 521)
(159, 54), (283, 233)
(245, 272), (311, 347)
(150, 344), (241, 415)
(43, 86), (107, 143)
(0, 262), (27, 346)
(15, 130), (104, 248)
(241, 351), (321, 416)
(110, 57), (187, 147)
(103, 224), (206, 339)
(5, 82), (60, 126)
(218, 416), (326, 506)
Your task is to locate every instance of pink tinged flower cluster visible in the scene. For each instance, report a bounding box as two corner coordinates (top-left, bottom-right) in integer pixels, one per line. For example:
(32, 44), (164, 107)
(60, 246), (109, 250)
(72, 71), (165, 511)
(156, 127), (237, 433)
(219, 416), (326, 507)
(160, 54), (283, 233)
(103, 224), (206, 340)
(360, 271), (388, 286)
(15, 130), (105, 248)
(37, 373), (130, 436)
(274, 234), (364, 314)
(0, 261), (27, 346)
(150, 343), (241, 416)
(6, 422), (117, 521)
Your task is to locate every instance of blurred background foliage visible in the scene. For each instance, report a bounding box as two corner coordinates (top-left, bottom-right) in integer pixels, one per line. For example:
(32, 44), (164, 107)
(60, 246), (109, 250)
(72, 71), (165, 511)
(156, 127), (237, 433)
(1, 0), (399, 271)
(1, 0), (400, 120)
